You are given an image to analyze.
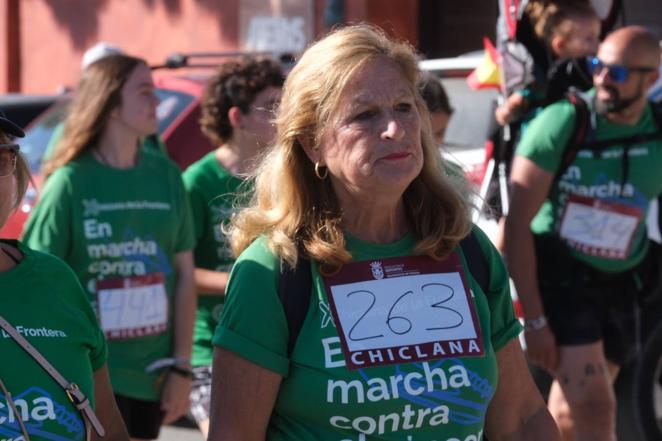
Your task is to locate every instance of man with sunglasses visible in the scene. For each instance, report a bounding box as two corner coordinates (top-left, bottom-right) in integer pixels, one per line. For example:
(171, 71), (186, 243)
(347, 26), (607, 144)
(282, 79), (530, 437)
(498, 26), (661, 440)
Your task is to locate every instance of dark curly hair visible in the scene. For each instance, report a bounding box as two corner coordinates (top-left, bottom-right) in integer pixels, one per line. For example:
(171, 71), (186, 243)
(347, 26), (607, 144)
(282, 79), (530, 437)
(200, 57), (285, 145)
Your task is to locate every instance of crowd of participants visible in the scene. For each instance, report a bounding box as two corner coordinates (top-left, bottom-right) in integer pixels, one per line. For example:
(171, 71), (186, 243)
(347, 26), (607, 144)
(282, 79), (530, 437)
(0, 1), (661, 440)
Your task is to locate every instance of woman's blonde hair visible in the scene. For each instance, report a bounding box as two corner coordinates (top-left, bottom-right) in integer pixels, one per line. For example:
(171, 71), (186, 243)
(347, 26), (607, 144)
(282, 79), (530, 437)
(526, 0), (599, 43)
(42, 54), (145, 178)
(0, 130), (30, 209)
(230, 24), (472, 273)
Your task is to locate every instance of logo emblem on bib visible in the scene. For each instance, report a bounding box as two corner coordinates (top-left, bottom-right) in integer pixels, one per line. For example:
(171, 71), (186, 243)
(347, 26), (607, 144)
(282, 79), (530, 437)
(370, 261), (384, 280)
(324, 254), (484, 370)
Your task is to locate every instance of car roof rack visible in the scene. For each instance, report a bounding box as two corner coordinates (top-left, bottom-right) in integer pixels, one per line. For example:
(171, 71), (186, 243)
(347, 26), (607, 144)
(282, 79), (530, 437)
(152, 51), (296, 70)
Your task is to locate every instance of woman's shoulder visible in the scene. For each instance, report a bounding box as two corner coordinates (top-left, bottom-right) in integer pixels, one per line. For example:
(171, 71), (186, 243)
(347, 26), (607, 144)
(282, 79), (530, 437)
(226, 236), (281, 299)
(19, 242), (75, 275)
(235, 235), (280, 270)
(14, 242), (82, 293)
(183, 152), (232, 188)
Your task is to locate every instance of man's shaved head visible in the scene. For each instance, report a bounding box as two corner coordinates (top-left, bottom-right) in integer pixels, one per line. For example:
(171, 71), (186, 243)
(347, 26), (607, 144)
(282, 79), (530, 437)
(602, 26), (661, 68)
(594, 26), (661, 120)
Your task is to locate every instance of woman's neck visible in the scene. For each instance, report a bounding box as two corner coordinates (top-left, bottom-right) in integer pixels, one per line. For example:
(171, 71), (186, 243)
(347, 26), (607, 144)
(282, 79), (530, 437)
(340, 195), (409, 244)
(96, 126), (141, 169)
(215, 140), (258, 177)
(0, 243), (20, 272)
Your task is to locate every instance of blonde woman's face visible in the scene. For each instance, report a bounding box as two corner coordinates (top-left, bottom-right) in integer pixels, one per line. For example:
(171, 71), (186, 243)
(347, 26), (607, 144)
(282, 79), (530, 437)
(316, 58), (423, 202)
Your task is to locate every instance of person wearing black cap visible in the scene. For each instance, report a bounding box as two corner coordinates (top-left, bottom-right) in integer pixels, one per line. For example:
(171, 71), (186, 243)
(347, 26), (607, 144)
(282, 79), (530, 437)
(0, 110), (130, 440)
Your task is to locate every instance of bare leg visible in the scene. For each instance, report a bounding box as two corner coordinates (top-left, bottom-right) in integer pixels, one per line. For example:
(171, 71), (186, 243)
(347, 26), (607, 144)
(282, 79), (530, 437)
(548, 342), (617, 441)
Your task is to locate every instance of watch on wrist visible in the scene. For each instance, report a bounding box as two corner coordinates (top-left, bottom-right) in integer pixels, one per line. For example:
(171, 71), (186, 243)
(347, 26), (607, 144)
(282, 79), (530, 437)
(524, 315), (548, 331)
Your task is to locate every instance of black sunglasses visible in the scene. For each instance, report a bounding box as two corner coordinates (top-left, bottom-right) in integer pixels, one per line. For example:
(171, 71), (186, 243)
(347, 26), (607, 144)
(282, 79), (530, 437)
(588, 57), (657, 83)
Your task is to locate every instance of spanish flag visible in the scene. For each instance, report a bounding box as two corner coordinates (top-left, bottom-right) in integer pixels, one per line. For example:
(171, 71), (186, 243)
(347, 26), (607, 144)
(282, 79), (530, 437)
(467, 37), (502, 90)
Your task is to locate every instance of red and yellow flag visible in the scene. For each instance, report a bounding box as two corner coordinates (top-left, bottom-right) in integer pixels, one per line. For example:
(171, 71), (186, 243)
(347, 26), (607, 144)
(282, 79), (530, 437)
(467, 37), (502, 90)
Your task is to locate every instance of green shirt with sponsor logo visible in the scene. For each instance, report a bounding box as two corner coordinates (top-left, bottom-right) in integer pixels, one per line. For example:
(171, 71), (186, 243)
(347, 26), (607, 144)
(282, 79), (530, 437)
(0, 241), (107, 441)
(183, 152), (244, 367)
(517, 91), (662, 272)
(22, 150), (195, 401)
(213, 227), (521, 441)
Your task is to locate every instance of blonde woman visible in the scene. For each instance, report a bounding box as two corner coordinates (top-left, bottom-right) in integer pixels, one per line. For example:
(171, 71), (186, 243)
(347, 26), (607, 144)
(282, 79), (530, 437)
(0, 111), (129, 440)
(208, 25), (559, 441)
(22, 55), (196, 441)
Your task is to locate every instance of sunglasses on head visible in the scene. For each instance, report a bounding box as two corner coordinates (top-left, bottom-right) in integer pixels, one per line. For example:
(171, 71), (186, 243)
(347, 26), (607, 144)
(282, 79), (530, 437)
(588, 57), (657, 83)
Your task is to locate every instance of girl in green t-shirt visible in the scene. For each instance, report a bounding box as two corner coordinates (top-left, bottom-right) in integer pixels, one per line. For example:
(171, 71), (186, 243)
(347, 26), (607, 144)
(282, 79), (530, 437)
(22, 55), (196, 440)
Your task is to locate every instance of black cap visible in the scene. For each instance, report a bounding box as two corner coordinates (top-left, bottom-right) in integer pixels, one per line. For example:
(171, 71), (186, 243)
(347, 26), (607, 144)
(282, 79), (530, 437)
(0, 109), (25, 138)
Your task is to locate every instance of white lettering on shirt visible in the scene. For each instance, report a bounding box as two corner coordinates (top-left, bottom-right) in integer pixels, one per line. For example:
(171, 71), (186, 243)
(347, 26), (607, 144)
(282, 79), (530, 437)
(83, 219), (112, 239)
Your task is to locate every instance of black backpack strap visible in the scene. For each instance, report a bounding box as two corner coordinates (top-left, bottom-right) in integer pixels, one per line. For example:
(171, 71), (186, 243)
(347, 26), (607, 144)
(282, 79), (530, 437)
(555, 91), (591, 182)
(459, 230), (490, 295)
(278, 255), (312, 356)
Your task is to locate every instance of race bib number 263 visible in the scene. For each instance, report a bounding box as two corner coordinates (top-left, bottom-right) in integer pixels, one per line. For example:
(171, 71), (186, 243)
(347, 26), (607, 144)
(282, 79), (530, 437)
(324, 254), (484, 370)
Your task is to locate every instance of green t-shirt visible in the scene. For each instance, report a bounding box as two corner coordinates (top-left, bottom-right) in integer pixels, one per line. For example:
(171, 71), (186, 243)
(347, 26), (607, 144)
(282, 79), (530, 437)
(183, 152), (244, 367)
(517, 92), (662, 272)
(213, 227), (521, 440)
(0, 241), (107, 441)
(22, 150), (195, 401)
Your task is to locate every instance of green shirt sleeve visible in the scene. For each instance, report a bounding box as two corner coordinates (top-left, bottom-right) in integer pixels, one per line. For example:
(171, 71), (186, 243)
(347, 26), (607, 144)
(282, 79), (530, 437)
(472, 226), (522, 351)
(71, 271), (108, 371)
(212, 237), (290, 376)
(21, 168), (74, 259)
(516, 99), (577, 174)
(45, 251), (108, 371)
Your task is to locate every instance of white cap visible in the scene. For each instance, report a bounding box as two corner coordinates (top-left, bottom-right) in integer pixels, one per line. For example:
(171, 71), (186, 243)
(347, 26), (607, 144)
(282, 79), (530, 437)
(81, 42), (125, 70)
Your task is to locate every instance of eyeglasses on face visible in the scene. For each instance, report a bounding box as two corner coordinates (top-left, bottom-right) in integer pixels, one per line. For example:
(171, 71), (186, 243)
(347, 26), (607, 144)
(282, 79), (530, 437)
(588, 57), (657, 83)
(0, 144), (19, 178)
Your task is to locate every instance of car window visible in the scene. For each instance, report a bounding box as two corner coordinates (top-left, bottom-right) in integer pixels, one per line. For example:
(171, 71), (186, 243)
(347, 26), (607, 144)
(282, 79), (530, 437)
(155, 89), (195, 134)
(20, 101), (69, 172)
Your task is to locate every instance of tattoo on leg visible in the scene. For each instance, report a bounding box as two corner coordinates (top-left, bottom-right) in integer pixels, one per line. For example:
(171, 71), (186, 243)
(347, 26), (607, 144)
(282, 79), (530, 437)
(583, 362), (607, 377)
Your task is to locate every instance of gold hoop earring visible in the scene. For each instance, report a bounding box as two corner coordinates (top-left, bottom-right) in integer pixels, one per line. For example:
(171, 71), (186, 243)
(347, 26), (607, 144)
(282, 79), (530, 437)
(314, 162), (328, 180)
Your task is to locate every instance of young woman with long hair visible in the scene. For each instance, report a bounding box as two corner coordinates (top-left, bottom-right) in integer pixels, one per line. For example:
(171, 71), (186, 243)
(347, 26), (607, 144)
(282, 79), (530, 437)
(23, 55), (196, 441)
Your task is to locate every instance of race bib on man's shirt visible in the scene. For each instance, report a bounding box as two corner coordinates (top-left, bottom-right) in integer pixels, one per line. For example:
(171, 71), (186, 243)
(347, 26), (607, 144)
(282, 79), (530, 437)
(96, 273), (168, 340)
(323, 254), (484, 370)
(560, 194), (643, 260)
